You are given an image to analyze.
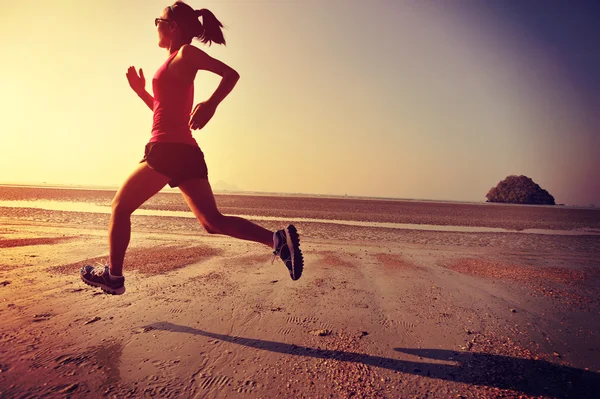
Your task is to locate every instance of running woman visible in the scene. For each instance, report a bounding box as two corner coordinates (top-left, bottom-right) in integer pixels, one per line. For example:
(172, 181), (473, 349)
(80, 1), (303, 295)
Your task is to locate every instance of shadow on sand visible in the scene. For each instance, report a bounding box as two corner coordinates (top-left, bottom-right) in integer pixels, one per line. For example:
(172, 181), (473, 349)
(149, 322), (598, 399)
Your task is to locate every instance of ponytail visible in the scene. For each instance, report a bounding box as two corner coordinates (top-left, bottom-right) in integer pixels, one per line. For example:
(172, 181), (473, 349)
(195, 9), (226, 46)
(168, 2), (226, 46)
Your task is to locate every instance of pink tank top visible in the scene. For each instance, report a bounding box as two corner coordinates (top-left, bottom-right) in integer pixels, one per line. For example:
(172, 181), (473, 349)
(150, 51), (197, 146)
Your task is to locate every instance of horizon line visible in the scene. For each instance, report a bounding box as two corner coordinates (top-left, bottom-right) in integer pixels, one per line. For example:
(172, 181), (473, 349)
(0, 181), (488, 204)
(0, 182), (596, 209)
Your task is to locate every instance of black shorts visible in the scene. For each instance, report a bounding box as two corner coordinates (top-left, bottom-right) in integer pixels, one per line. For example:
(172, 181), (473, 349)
(140, 142), (208, 188)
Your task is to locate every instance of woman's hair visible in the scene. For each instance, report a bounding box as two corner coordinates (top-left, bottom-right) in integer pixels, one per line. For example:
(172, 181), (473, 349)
(168, 1), (226, 46)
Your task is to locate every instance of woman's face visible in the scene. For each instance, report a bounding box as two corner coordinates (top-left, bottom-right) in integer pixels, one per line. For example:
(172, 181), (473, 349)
(156, 8), (176, 48)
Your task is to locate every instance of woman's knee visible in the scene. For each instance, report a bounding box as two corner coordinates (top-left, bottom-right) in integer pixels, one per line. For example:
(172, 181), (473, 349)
(203, 224), (220, 234)
(111, 196), (136, 216)
(201, 213), (225, 234)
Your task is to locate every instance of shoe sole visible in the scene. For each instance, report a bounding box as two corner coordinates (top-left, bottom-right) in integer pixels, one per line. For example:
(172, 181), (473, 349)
(80, 275), (126, 295)
(285, 225), (304, 280)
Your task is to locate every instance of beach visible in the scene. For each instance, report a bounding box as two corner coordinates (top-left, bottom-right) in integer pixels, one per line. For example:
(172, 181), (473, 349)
(0, 186), (599, 398)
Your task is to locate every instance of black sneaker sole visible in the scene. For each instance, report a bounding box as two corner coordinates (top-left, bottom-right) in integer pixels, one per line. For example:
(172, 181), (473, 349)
(80, 275), (126, 295)
(285, 225), (304, 280)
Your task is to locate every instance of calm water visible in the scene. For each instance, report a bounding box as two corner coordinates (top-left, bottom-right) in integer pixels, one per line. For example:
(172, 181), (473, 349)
(2, 185), (600, 231)
(1, 199), (599, 237)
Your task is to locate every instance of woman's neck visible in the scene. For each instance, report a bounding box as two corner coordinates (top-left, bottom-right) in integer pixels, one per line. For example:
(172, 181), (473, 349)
(168, 39), (186, 54)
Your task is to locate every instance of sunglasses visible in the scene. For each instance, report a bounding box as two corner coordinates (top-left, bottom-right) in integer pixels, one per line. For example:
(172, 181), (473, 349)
(154, 18), (172, 26)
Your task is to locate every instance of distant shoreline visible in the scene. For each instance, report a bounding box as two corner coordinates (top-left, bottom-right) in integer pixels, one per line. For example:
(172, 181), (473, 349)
(0, 183), (484, 205)
(0, 183), (596, 209)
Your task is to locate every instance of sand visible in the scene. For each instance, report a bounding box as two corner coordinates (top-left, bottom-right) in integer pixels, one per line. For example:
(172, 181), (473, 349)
(0, 188), (599, 398)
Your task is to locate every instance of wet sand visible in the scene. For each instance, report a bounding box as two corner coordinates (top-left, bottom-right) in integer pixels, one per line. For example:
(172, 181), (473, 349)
(0, 187), (599, 398)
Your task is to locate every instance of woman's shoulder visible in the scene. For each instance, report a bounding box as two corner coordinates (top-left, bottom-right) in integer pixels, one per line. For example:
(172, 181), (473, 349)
(169, 45), (205, 82)
(178, 44), (214, 70)
(180, 44), (206, 58)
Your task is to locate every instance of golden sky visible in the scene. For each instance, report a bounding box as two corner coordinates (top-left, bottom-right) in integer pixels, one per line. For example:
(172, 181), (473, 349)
(1, 0), (598, 205)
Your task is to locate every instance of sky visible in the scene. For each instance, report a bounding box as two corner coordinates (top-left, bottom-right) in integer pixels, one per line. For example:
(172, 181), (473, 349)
(1, 0), (599, 205)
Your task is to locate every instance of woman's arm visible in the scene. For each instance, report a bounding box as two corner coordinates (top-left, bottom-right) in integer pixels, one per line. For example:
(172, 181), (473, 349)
(181, 44), (240, 130)
(136, 90), (155, 111)
(126, 67), (154, 111)
(180, 44), (240, 107)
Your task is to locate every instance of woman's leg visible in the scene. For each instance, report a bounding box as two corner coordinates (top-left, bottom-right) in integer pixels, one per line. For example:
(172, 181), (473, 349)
(109, 162), (171, 275)
(178, 178), (273, 247)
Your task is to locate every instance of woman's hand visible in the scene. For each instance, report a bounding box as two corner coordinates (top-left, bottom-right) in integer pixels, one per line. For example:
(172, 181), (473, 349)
(190, 101), (217, 130)
(126, 66), (146, 95)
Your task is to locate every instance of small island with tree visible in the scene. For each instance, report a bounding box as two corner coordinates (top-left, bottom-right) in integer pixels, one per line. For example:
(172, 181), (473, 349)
(486, 175), (555, 205)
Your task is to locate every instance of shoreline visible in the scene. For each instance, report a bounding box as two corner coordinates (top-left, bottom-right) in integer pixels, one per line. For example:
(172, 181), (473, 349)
(2, 183), (596, 209)
(2, 201), (600, 237)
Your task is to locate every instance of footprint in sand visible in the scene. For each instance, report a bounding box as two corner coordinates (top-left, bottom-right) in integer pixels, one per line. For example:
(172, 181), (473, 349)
(398, 320), (416, 329)
(236, 379), (256, 394)
(285, 316), (319, 327)
(277, 327), (294, 335)
(196, 375), (231, 392)
(384, 319), (417, 338)
(30, 348), (55, 369)
(54, 353), (91, 368)
(319, 322), (335, 330)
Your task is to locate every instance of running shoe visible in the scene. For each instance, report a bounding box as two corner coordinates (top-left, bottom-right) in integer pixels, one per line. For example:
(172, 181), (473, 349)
(273, 225), (304, 281)
(80, 265), (125, 295)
